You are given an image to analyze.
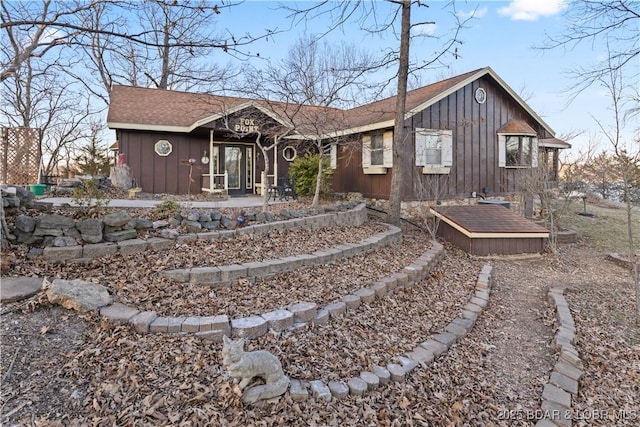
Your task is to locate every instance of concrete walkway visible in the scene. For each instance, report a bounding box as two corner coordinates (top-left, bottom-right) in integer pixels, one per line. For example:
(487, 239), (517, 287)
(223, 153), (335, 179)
(38, 195), (288, 209)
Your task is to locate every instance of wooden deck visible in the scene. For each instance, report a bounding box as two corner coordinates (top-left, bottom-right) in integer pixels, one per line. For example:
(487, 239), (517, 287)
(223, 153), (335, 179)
(430, 205), (549, 255)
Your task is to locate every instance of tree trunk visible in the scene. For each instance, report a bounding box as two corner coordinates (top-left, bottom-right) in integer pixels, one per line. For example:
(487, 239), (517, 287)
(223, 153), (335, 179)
(1, 202), (14, 251)
(312, 144), (323, 207)
(110, 165), (133, 188)
(260, 135), (271, 213)
(624, 179), (640, 325)
(387, 0), (411, 225)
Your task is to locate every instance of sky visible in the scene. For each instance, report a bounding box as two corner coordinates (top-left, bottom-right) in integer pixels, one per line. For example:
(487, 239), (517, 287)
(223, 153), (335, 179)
(216, 0), (637, 160)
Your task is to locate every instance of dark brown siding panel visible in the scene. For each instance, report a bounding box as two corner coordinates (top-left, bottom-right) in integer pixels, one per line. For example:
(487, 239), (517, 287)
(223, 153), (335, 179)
(119, 130), (211, 195)
(333, 143), (392, 199)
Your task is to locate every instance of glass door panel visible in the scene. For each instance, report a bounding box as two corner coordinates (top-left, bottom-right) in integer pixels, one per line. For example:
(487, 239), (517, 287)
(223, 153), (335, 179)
(225, 146), (242, 190)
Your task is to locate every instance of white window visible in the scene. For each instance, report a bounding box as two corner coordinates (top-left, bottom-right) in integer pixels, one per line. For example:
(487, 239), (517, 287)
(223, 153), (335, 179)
(498, 134), (538, 168)
(362, 131), (393, 172)
(415, 128), (453, 174)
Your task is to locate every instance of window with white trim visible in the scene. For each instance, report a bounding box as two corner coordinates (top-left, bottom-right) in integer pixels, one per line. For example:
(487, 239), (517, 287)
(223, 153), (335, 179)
(362, 131), (393, 172)
(370, 133), (384, 166)
(415, 128), (453, 173)
(498, 134), (538, 168)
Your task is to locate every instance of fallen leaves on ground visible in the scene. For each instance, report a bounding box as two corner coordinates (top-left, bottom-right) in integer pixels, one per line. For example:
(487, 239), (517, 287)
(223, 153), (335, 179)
(1, 215), (638, 425)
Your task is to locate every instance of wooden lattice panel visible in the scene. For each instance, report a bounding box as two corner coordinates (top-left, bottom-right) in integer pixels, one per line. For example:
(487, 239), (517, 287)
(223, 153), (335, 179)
(1, 127), (40, 185)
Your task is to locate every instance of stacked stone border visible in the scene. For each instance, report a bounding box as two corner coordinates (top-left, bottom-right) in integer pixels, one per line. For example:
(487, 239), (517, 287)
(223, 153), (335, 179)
(287, 264), (494, 401)
(606, 252), (639, 271)
(42, 203), (369, 262)
(161, 224), (402, 285)
(98, 240), (444, 340)
(536, 286), (583, 427)
(96, 249), (495, 402)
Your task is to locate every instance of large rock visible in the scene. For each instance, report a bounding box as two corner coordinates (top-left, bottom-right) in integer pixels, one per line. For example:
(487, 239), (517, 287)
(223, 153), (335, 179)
(103, 211), (131, 227)
(103, 229), (137, 242)
(76, 218), (103, 244)
(0, 277), (43, 302)
(14, 215), (37, 233)
(53, 236), (78, 247)
(46, 279), (112, 312)
(38, 214), (75, 229)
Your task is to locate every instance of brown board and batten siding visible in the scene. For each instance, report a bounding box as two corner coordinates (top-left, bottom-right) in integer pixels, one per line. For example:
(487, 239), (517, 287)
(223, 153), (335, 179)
(333, 142), (392, 200)
(117, 129), (209, 195)
(334, 71), (558, 201)
(403, 75), (554, 202)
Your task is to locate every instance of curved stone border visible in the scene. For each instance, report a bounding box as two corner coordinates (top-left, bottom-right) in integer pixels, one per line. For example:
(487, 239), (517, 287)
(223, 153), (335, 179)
(42, 203), (369, 262)
(47, 239), (496, 403)
(536, 285), (583, 427)
(163, 224), (402, 285)
(552, 229), (578, 244)
(287, 264), (495, 401)
(98, 241), (445, 340)
(606, 252), (639, 270)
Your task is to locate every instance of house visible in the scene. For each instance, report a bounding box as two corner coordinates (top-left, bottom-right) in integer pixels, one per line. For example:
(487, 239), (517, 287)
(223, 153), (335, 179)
(106, 67), (570, 199)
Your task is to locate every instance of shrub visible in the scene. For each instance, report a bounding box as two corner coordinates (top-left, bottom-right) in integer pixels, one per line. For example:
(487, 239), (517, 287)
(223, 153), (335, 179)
(152, 200), (180, 220)
(71, 179), (110, 218)
(288, 153), (332, 196)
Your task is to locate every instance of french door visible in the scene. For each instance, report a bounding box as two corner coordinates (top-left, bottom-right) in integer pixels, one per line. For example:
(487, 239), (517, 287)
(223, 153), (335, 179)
(222, 145), (253, 196)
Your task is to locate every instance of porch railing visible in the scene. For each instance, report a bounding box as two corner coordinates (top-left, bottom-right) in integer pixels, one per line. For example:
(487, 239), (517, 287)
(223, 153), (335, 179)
(201, 171), (228, 195)
(255, 172), (275, 196)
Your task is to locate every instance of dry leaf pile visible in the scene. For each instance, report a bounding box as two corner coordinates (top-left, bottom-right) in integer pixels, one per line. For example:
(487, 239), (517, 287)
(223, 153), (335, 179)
(1, 210), (638, 425)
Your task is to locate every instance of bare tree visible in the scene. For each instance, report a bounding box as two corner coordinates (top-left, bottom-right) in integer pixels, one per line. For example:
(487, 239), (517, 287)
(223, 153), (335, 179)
(591, 47), (640, 324)
(242, 34), (378, 207)
(540, 0), (639, 100)
(209, 101), (292, 212)
(1, 0), (280, 84)
(70, 0), (241, 103)
(387, 0), (411, 225)
(0, 53), (95, 181)
(282, 0), (472, 224)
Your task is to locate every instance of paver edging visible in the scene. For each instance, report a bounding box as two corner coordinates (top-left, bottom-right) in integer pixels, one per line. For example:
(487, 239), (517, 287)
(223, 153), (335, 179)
(535, 286), (583, 427)
(285, 262), (495, 401)
(102, 239), (446, 338)
(168, 223), (402, 285)
(63, 235), (497, 403)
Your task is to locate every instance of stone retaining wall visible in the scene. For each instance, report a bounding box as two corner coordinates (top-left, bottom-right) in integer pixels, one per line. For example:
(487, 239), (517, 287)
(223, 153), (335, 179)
(42, 203), (368, 262)
(97, 240), (444, 341)
(162, 223), (401, 285)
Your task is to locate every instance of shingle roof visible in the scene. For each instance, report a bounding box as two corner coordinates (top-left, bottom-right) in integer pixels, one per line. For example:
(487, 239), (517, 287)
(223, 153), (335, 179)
(107, 86), (257, 131)
(497, 119), (538, 135)
(341, 68), (482, 131)
(107, 67), (562, 140)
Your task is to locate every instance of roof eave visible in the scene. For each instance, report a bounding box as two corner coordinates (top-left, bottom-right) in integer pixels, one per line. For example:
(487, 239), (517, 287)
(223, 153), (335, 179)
(107, 121), (191, 133)
(485, 68), (558, 137)
(540, 141), (572, 149)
